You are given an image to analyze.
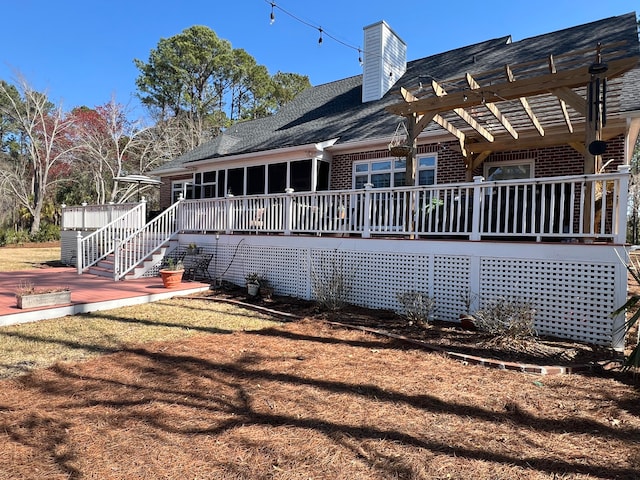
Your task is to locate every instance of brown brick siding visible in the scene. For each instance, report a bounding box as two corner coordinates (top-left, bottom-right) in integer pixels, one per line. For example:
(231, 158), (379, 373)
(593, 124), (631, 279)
(330, 135), (626, 189)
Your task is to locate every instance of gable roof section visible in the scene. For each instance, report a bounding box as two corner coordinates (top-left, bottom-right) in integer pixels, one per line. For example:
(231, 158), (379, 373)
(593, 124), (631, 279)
(155, 12), (639, 174)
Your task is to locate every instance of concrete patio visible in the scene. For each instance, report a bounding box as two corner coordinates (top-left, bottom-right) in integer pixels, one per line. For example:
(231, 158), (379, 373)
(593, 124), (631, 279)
(0, 267), (210, 327)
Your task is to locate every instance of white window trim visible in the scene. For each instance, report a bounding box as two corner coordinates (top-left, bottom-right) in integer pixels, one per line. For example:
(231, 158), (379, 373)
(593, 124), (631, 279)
(352, 155), (437, 188)
(171, 180), (192, 202)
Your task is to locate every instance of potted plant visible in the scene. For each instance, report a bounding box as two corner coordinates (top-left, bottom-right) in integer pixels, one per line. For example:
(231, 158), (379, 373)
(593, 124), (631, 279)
(245, 273), (261, 296)
(186, 243), (200, 255)
(159, 258), (185, 288)
(15, 282), (71, 309)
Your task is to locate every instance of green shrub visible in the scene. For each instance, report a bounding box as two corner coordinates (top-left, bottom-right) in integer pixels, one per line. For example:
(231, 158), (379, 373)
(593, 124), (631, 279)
(30, 223), (60, 243)
(0, 228), (31, 246)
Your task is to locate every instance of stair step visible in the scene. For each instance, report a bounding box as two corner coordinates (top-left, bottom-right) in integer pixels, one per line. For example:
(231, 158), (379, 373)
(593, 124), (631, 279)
(87, 266), (115, 278)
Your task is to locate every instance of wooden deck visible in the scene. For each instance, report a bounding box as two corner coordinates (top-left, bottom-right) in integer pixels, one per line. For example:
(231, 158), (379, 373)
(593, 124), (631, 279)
(0, 267), (210, 326)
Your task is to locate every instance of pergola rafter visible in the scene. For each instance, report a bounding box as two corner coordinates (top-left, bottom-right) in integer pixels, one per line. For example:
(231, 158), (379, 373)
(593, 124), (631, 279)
(387, 43), (639, 178)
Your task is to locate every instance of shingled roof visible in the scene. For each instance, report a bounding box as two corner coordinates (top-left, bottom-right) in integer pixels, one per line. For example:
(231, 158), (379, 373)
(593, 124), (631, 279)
(154, 12), (639, 174)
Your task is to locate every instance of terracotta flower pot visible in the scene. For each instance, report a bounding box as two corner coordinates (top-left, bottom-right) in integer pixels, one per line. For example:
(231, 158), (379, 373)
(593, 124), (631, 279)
(160, 269), (184, 288)
(459, 314), (477, 331)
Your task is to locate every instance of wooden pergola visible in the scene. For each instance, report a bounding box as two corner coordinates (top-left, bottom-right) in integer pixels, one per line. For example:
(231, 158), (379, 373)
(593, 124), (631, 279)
(386, 42), (640, 183)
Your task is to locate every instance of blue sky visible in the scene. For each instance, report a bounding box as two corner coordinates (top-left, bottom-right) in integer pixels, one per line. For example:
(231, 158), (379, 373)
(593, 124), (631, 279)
(1, 0), (637, 118)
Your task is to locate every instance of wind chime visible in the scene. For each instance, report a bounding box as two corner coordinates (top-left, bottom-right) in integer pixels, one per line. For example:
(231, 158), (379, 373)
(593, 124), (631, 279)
(587, 43), (608, 159)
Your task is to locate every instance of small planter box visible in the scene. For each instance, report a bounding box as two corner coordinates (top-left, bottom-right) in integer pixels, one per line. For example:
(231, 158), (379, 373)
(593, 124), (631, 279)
(16, 290), (71, 309)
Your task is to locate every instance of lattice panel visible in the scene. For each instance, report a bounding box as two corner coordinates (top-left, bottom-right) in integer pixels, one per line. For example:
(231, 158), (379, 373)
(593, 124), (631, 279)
(479, 258), (617, 345)
(309, 250), (431, 312)
(242, 244), (307, 298)
(214, 242), (306, 297)
(433, 256), (472, 322)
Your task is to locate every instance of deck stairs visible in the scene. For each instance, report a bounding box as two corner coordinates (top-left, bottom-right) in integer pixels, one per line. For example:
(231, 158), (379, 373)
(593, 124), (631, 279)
(79, 200), (183, 281)
(86, 239), (179, 279)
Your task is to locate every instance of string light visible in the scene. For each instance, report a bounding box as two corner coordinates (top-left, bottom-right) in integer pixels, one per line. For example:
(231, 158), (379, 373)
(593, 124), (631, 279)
(265, 0), (377, 65)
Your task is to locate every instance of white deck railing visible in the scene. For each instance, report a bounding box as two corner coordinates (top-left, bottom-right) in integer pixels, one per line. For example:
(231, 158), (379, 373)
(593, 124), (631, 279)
(176, 166), (630, 243)
(76, 202), (147, 273)
(62, 202), (142, 230)
(113, 200), (183, 280)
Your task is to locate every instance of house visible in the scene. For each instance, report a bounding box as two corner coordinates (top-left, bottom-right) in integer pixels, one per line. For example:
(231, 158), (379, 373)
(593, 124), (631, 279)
(65, 12), (640, 350)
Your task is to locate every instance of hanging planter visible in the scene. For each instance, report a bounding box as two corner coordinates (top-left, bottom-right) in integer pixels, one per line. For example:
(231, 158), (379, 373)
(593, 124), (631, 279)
(388, 121), (412, 157)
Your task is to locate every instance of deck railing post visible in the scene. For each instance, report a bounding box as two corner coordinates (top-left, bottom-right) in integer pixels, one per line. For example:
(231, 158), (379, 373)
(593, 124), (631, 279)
(470, 176), (484, 241)
(225, 193), (234, 234)
(81, 202), (87, 230)
(363, 183), (373, 238)
(140, 197), (147, 227)
(76, 231), (83, 274)
(108, 202), (114, 224)
(284, 188), (294, 235)
(616, 165), (630, 244)
(113, 237), (120, 281)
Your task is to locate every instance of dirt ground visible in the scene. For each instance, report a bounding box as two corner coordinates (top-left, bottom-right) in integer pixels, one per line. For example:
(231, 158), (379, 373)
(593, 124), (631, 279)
(1, 289), (639, 479)
(201, 283), (629, 371)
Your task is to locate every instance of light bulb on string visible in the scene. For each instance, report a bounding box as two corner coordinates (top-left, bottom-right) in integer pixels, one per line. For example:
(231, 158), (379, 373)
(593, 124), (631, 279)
(318, 27), (323, 45)
(269, 2), (275, 24)
(358, 48), (363, 65)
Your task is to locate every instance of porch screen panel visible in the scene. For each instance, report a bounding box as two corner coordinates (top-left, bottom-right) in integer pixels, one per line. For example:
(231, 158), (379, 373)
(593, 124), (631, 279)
(247, 165), (266, 195)
(268, 163), (287, 194)
(227, 168), (244, 196)
(317, 161), (329, 191)
(217, 170), (226, 197)
(290, 159), (312, 192)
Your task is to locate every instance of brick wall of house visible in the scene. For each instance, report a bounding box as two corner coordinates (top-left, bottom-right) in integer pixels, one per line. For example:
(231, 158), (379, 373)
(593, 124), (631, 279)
(330, 135), (626, 189)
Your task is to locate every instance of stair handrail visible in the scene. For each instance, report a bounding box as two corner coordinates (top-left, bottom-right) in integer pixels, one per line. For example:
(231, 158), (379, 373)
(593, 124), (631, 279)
(113, 199), (183, 280)
(77, 202), (146, 274)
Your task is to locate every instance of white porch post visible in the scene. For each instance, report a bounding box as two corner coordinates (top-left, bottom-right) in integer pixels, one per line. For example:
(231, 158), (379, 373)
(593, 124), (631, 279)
(108, 202), (114, 223)
(363, 183), (373, 238)
(225, 194), (234, 234)
(470, 176), (484, 241)
(76, 231), (83, 274)
(140, 197), (147, 228)
(615, 165), (630, 244)
(81, 202), (87, 230)
(113, 237), (120, 281)
(284, 188), (294, 235)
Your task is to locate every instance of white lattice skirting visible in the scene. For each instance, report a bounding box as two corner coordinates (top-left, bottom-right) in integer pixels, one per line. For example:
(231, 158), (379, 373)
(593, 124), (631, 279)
(178, 233), (629, 350)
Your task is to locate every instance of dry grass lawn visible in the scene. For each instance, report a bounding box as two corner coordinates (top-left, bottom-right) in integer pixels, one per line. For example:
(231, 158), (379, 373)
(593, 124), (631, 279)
(0, 244), (639, 479)
(0, 244), (61, 271)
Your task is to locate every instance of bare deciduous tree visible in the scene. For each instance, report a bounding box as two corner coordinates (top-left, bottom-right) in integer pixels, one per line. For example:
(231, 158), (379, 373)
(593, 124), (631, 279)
(0, 75), (77, 234)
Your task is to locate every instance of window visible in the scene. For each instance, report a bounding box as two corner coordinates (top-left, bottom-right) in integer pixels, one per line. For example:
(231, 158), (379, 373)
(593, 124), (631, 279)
(247, 165), (265, 195)
(484, 161), (534, 181)
(201, 170), (217, 198)
(353, 155), (436, 188)
(268, 163), (287, 193)
(171, 181), (192, 203)
(290, 159), (312, 192)
(191, 158), (327, 197)
(227, 168), (245, 196)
